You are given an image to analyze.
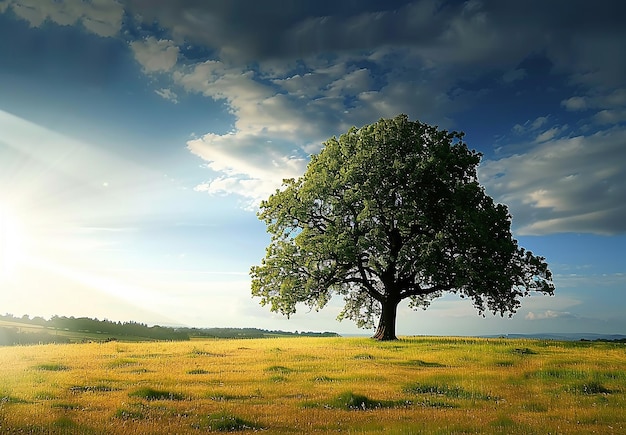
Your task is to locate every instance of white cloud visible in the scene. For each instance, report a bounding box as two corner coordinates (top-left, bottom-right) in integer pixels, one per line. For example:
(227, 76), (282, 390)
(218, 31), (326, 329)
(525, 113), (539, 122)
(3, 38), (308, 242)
(534, 125), (567, 143)
(601, 89), (626, 107)
(174, 62), (281, 132)
(480, 127), (626, 235)
(130, 37), (179, 73)
(10, 0), (45, 26)
(525, 310), (574, 320)
(530, 116), (549, 131)
(271, 63), (350, 97)
(562, 96), (588, 111)
(325, 68), (374, 97)
(173, 46), (473, 204)
(155, 88), (178, 104)
(174, 62), (331, 203)
(187, 131), (307, 204)
(562, 90), (626, 122)
(170, 57), (390, 202)
(593, 109), (626, 125)
(513, 116), (550, 134)
(564, 90), (626, 111)
(80, 0), (124, 37)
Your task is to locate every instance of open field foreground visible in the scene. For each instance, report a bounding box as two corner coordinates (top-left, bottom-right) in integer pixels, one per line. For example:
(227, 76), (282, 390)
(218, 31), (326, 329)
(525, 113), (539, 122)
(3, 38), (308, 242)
(1, 337), (625, 434)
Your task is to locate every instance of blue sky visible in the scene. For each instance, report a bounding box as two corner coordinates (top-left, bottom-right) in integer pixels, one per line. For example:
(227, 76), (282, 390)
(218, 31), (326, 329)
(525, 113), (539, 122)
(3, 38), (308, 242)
(0, 0), (624, 336)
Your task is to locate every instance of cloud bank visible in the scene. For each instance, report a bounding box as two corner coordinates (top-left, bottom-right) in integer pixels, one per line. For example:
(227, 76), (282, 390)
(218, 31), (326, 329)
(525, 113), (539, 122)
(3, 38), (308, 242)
(1, 0), (123, 37)
(2, 0), (625, 234)
(480, 127), (626, 235)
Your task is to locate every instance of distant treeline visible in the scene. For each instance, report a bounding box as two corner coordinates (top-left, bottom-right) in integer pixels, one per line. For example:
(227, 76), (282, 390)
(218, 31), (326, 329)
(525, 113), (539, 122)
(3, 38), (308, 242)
(183, 327), (339, 339)
(0, 314), (339, 346)
(0, 313), (188, 344)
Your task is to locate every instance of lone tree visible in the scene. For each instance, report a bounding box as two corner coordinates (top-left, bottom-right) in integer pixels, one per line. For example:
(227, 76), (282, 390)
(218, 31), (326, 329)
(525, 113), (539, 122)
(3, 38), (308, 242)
(251, 115), (554, 340)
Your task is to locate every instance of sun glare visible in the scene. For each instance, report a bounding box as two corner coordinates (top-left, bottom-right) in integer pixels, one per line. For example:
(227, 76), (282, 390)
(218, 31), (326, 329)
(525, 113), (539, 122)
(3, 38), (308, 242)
(0, 198), (162, 320)
(0, 202), (28, 280)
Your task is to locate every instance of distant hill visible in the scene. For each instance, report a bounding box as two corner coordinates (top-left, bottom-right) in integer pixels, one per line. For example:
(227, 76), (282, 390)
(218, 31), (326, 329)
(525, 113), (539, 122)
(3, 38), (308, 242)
(0, 314), (339, 346)
(486, 333), (626, 342)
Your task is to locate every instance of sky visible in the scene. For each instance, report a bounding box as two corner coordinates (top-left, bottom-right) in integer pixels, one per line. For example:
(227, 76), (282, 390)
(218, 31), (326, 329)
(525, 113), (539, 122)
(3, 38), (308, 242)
(0, 0), (625, 337)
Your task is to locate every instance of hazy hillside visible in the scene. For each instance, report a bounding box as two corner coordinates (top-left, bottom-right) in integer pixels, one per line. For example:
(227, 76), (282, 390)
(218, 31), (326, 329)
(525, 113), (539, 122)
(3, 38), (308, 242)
(0, 314), (339, 346)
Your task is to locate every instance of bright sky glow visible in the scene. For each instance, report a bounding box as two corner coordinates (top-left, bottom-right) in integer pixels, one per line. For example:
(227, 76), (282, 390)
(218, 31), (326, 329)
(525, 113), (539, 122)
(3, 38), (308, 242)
(0, 0), (625, 336)
(0, 202), (27, 279)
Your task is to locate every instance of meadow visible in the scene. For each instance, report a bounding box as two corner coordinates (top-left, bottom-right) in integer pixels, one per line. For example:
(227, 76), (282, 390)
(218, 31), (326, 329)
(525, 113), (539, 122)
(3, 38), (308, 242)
(1, 336), (625, 434)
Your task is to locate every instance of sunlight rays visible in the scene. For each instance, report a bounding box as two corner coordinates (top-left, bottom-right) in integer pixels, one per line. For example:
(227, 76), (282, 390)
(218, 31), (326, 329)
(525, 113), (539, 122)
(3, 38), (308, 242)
(27, 254), (158, 312)
(0, 110), (177, 321)
(0, 110), (168, 225)
(0, 201), (28, 280)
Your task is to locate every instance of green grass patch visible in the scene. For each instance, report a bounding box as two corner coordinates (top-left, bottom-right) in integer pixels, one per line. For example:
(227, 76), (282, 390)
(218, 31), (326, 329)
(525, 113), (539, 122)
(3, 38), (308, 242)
(399, 359), (445, 367)
(207, 393), (252, 402)
(415, 398), (458, 409)
(52, 402), (81, 410)
(197, 411), (262, 432)
(187, 368), (210, 374)
(531, 368), (588, 380)
(521, 402), (548, 412)
(306, 391), (411, 411)
(106, 358), (138, 368)
(268, 375), (288, 383)
(569, 381), (612, 395)
(599, 370), (626, 380)
(293, 354), (319, 361)
(190, 348), (225, 357)
(53, 416), (76, 429)
(0, 395), (29, 404)
(34, 391), (56, 400)
(490, 415), (517, 430)
(512, 347), (537, 355)
(69, 384), (115, 393)
(353, 353), (375, 360)
(129, 387), (186, 401)
(114, 408), (145, 420)
(265, 365), (293, 374)
(376, 343), (406, 351)
(312, 375), (336, 382)
(34, 363), (70, 371)
(129, 353), (164, 359)
(403, 383), (497, 401)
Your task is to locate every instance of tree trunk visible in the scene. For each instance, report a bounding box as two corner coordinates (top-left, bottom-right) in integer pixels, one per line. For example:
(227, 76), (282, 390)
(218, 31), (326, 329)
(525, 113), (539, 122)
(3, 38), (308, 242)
(372, 300), (398, 340)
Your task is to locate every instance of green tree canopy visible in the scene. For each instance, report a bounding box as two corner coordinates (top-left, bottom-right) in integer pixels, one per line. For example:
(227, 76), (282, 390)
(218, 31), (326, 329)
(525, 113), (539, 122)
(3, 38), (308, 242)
(251, 115), (554, 340)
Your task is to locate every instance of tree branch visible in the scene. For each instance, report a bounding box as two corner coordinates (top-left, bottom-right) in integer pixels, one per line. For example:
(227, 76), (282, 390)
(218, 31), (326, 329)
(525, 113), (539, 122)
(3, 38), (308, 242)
(399, 283), (452, 299)
(356, 258), (384, 302)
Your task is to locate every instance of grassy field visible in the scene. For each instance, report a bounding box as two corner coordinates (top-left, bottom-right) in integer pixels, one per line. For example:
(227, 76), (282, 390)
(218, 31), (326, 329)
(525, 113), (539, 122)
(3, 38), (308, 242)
(0, 336), (624, 434)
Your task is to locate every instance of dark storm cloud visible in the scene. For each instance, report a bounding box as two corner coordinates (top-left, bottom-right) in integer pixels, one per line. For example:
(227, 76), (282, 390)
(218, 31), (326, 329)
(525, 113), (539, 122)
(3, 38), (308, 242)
(4, 0), (626, 84)
(125, 0), (626, 82)
(126, 0), (438, 60)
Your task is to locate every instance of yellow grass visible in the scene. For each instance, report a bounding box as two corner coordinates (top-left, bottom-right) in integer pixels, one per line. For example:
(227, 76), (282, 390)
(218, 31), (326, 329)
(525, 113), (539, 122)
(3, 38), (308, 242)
(1, 336), (625, 433)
